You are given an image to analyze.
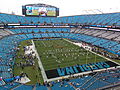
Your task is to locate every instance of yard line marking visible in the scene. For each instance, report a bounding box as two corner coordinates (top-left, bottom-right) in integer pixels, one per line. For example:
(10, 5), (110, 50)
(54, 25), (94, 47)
(41, 41), (46, 47)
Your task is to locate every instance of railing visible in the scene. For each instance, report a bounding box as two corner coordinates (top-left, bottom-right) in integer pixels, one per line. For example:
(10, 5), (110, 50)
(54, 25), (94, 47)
(79, 72), (99, 88)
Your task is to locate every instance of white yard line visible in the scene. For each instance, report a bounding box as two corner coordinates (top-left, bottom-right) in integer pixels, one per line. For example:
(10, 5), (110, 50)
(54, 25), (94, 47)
(31, 40), (48, 82)
(41, 41), (46, 47)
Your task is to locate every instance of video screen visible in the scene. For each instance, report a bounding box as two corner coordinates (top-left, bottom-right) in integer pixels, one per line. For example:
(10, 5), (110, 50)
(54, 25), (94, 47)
(26, 6), (56, 16)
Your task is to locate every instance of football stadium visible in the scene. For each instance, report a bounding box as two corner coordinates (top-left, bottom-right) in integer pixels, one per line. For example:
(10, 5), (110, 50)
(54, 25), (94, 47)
(0, 0), (120, 90)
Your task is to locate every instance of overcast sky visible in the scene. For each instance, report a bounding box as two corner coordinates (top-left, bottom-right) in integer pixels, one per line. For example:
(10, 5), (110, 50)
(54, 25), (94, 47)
(0, 0), (120, 16)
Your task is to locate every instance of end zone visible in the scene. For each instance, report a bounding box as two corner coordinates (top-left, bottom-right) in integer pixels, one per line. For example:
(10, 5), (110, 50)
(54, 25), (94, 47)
(45, 61), (119, 80)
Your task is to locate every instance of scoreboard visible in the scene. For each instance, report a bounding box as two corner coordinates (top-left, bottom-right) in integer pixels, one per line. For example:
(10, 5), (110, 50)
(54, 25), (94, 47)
(22, 3), (59, 17)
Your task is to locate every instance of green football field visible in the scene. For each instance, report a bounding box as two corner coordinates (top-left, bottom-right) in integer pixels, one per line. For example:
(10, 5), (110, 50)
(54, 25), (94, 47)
(14, 39), (112, 85)
(34, 39), (107, 71)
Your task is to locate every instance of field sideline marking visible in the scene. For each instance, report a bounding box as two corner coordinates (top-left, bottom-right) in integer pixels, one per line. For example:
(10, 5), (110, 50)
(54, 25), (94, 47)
(31, 40), (48, 82)
(63, 38), (120, 66)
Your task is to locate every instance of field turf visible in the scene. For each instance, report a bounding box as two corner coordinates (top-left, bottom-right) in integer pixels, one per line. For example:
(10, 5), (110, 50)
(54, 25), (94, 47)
(14, 39), (114, 85)
(34, 39), (107, 71)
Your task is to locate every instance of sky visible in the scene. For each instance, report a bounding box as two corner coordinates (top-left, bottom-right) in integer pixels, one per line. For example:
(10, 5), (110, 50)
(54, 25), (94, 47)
(0, 0), (120, 16)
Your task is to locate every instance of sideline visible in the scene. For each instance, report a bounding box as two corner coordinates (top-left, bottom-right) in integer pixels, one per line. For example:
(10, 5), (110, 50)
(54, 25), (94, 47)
(64, 38), (120, 66)
(31, 40), (48, 82)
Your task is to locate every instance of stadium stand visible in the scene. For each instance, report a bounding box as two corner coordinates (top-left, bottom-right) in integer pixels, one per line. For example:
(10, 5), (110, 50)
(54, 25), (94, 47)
(0, 12), (120, 25)
(0, 11), (119, 90)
